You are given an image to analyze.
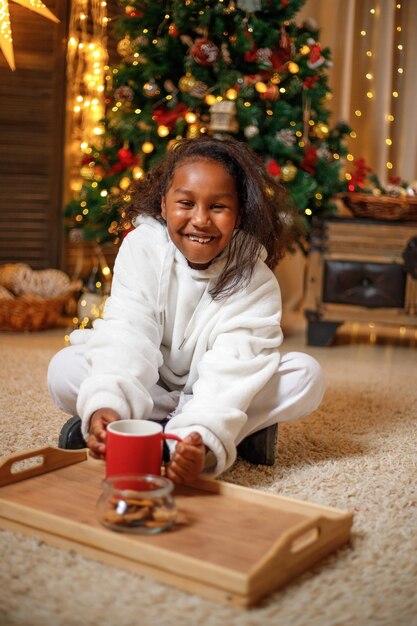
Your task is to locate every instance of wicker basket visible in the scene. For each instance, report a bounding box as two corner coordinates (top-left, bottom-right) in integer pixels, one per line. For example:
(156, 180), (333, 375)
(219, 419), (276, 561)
(0, 284), (81, 332)
(342, 192), (417, 221)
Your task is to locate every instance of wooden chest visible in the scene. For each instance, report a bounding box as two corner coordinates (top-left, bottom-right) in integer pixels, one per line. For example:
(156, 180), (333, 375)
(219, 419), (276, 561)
(304, 217), (417, 345)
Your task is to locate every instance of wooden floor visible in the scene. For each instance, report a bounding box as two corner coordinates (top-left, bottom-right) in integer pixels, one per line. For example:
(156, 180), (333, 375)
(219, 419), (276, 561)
(282, 311), (417, 349)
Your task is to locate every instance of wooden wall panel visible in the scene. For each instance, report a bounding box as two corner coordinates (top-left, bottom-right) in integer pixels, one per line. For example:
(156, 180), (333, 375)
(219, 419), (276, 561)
(0, 0), (69, 269)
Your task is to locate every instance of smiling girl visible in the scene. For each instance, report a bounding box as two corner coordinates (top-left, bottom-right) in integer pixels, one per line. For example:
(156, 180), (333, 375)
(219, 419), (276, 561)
(48, 137), (325, 484)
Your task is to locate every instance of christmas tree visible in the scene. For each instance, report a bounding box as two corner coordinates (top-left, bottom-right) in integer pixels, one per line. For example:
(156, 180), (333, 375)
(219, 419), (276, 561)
(66, 0), (351, 245)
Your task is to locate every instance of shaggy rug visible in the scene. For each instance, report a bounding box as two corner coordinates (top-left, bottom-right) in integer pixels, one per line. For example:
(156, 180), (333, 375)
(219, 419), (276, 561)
(0, 321), (416, 626)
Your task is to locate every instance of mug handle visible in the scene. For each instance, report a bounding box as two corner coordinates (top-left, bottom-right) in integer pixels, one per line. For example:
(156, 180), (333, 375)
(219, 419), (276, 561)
(162, 433), (182, 444)
(161, 433), (182, 466)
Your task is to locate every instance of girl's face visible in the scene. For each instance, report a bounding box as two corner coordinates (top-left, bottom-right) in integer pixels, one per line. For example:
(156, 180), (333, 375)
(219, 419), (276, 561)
(161, 158), (240, 269)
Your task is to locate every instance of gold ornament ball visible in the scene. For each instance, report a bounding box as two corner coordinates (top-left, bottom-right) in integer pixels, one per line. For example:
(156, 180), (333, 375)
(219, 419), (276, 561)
(157, 125), (170, 138)
(313, 124), (329, 139)
(132, 166), (144, 180)
(119, 176), (131, 190)
(142, 141), (155, 154)
(226, 88), (238, 100)
(117, 37), (134, 58)
(255, 81), (267, 94)
(205, 94), (217, 106)
(288, 62), (299, 74)
(184, 111), (198, 124)
(187, 123), (200, 139)
(281, 163), (297, 182)
(80, 165), (94, 180)
(178, 72), (197, 93)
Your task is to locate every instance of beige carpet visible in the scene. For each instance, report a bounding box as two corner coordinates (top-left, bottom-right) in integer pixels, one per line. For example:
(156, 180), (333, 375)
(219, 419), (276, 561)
(0, 318), (416, 626)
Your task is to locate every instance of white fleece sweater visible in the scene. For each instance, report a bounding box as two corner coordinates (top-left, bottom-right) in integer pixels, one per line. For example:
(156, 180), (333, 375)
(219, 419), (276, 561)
(75, 216), (283, 474)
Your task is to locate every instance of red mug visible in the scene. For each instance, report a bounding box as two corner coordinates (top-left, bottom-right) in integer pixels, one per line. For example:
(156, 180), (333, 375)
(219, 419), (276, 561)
(105, 420), (182, 478)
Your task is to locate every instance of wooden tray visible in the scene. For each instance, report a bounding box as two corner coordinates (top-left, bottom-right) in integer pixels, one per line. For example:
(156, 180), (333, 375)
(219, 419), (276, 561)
(0, 447), (353, 607)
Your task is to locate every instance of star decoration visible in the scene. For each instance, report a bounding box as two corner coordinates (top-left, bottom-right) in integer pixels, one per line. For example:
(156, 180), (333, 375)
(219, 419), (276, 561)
(0, 0), (59, 70)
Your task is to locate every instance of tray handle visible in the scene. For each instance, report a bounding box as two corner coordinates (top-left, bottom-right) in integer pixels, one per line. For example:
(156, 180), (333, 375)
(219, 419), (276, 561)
(0, 446), (88, 487)
(249, 514), (351, 589)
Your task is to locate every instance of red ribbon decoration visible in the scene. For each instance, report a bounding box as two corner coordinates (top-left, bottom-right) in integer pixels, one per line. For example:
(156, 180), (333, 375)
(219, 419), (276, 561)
(152, 103), (189, 130)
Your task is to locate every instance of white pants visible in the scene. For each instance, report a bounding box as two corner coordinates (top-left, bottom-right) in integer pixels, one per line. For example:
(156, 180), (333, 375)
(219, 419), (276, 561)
(47, 345), (325, 444)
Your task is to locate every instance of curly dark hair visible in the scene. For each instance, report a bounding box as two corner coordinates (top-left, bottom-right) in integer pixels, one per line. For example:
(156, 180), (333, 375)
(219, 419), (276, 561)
(121, 136), (300, 299)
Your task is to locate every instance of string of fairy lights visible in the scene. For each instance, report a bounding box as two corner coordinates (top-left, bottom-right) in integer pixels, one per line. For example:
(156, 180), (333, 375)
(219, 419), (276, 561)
(346, 2), (405, 185)
(65, 0), (112, 332)
(389, 2), (405, 172)
(67, 0), (109, 181)
(65, 2), (410, 198)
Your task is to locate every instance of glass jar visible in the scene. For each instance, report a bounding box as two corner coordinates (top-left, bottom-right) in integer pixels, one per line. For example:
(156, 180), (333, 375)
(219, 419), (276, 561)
(97, 474), (177, 534)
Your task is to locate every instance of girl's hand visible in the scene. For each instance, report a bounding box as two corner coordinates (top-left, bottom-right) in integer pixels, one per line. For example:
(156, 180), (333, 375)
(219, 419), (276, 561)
(166, 431), (206, 485)
(87, 408), (120, 459)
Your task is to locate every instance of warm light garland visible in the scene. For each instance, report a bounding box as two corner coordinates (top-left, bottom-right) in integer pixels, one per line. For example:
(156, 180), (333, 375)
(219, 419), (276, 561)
(67, 0), (109, 153)
(350, 2), (406, 179)
(387, 2), (405, 174)
(0, 0), (59, 70)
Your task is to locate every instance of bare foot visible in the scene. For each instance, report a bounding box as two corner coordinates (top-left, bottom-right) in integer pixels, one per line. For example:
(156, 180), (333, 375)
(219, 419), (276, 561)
(166, 431), (206, 485)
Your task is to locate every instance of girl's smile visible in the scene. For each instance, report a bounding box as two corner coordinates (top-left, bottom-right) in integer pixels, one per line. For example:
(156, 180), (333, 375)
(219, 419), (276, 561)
(161, 159), (240, 269)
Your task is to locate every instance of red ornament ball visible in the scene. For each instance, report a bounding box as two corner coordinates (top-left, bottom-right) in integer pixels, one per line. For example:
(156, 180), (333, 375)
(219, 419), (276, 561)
(190, 38), (219, 66)
(117, 148), (136, 166)
(267, 160), (281, 177)
(168, 23), (180, 37)
(260, 84), (279, 101)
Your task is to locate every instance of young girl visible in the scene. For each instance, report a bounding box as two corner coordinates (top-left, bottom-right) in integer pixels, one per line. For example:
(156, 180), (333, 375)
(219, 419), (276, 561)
(48, 137), (325, 484)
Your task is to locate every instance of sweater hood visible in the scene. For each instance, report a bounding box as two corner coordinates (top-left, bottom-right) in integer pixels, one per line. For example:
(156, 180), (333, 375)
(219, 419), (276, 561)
(132, 215), (217, 334)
